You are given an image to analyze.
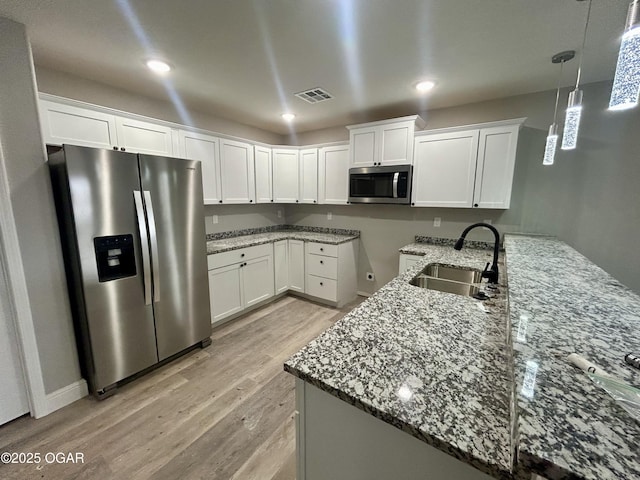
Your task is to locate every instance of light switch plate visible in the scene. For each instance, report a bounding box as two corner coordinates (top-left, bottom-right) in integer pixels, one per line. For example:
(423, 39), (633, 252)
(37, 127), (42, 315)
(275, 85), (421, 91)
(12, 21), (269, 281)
(327, 212), (333, 220)
(433, 217), (441, 227)
(277, 210), (282, 218)
(212, 215), (219, 224)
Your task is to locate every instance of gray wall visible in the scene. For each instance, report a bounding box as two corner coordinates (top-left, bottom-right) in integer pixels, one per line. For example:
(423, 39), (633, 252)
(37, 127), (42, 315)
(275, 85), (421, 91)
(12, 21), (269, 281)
(203, 204), (283, 234)
(0, 18), (81, 394)
(36, 66), (285, 145)
(287, 81), (640, 295)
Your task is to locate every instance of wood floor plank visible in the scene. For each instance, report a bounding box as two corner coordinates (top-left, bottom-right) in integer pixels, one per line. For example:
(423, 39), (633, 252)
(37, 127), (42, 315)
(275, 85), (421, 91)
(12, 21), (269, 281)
(0, 295), (363, 480)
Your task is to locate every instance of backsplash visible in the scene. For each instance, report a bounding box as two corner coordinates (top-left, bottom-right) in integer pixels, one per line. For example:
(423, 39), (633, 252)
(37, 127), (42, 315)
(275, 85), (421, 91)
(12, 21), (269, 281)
(206, 224), (360, 241)
(415, 236), (497, 251)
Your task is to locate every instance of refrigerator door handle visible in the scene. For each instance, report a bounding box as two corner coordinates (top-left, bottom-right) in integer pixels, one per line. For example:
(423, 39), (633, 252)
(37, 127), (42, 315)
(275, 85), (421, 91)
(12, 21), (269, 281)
(133, 190), (152, 305)
(143, 190), (161, 303)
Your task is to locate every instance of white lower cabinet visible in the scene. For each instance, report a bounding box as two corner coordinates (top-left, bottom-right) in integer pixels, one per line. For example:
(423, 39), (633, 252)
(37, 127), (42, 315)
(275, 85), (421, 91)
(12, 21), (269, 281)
(207, 244), (274, 325)
(304, 241), (357, 307)
(399, 253), (423, 274)
(288, 240), (305, 293)
(274, 240), (289, 294)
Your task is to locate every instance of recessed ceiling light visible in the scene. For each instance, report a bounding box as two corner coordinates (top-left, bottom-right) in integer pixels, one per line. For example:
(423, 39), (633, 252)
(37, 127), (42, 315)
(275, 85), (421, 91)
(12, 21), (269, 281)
(415, 81), (436, 93)
(146, 59), (172, 74)
(281, 113), (296, 122)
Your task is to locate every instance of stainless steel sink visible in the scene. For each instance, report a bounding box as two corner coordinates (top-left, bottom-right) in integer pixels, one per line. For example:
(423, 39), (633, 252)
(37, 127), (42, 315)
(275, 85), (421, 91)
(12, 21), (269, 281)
(422, 264), (483, 284)
(410, 263), (483, 297)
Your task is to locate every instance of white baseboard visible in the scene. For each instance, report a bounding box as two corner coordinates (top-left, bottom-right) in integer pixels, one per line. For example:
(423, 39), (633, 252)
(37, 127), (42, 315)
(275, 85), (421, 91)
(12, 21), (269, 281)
(43, 379), (88, 417)
(357, 291), (372, 297)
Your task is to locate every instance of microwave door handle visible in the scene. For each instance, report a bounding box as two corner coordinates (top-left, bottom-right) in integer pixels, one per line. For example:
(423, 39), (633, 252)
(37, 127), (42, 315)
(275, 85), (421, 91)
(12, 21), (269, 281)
(392, 172), (399, 198)
(143, 191), (160, 303)
(133, 190), (152, 305)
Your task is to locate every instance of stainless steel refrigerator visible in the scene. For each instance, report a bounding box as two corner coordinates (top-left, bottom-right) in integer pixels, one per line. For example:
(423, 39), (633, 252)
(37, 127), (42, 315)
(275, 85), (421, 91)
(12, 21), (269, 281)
(49, 144), (211, 398)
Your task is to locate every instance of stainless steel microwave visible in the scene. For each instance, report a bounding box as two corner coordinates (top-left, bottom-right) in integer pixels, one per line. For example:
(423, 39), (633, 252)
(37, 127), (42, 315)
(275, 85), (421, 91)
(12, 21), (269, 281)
(349, 165), (412, 204)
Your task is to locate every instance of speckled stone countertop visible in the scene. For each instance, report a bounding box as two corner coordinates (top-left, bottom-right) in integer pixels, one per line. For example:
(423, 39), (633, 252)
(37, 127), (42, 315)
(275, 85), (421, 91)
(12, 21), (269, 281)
(206, 229), (359, 255)
(505, 234), (640, 480)
(285, 244), (514, 479)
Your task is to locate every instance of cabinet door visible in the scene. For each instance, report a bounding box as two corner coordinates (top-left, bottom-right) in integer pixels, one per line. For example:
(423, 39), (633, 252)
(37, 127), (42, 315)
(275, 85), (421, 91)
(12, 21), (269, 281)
(273, 148), (300, 203)
(349, 128), (376, 167)
(115, 116), (174, 155)
(319, 145), (349, 205)
(39, 99), (118, 149)
(399, 254), (423, 274)
(209, 264), (244, 325)
(380, 122), (414, 165)
(288, 240), (305, 293)
(299, 148), (318, 204)
(179, 131), (222, 204)
(243, 255), (275, 308)
(220, 138), (256, 204)
(411, 131), (479, 208)
(254, 145), (273, 203)
(274, 240), (289, 294)
(473, 125), (519, 209)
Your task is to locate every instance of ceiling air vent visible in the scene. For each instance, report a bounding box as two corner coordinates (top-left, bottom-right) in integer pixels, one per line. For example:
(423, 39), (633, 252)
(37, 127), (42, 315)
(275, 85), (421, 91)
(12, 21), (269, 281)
(295, 87), (333, 104)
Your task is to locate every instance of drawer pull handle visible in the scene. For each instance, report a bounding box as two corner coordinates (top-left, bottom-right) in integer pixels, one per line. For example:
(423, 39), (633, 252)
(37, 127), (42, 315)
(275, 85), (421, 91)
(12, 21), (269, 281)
(320, 248), (324, 252)
(320, 282), (323, 286)
(320, 260), (324, 264)
(241, 253), (245, 257)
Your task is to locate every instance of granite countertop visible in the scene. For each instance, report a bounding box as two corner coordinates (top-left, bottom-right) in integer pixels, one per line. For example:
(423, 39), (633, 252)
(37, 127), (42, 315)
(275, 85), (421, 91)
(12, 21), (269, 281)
(285, 244), (514, 479)
(505, 234), (640, 480)
(206, 228), (359, 255)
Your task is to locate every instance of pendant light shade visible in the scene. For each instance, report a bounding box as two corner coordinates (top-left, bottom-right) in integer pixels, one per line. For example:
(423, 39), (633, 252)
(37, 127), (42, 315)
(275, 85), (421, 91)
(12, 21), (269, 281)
(543, 124), (559, 165)
(561, 88), (583, 150)
(543, 50), (574, 165)
(609, 0), (640, 110)
(561, 0), (592, 151)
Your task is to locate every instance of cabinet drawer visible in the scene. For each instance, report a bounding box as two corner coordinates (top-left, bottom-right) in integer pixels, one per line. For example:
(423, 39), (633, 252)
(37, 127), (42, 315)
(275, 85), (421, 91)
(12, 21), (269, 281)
(306, 253), (338, 280)
(305, 274), (338, 302)
(208, 243), (272, 270)
(306, 242), (338, 257)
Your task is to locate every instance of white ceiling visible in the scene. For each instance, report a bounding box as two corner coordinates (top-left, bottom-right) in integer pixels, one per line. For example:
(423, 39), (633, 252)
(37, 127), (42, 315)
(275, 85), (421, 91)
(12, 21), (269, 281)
(0, 0), (630, 134)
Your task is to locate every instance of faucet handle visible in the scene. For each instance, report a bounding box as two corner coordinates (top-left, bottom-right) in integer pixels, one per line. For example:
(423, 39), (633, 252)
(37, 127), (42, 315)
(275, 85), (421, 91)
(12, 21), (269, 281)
(482, 262), (490, 275)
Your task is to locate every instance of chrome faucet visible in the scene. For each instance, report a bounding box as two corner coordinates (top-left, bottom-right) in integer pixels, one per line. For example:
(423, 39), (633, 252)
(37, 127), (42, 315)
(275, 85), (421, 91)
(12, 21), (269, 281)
(454, 223), (500, 283)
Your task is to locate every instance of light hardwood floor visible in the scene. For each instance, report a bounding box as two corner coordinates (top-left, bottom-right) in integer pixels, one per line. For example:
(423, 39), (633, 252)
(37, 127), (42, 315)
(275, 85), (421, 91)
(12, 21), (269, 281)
(0, 295), (363, 480)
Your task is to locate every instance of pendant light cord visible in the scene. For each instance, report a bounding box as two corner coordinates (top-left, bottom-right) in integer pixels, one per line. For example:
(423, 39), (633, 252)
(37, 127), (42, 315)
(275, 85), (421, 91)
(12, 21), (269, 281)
(575, 0), (593, 88)
(553, 61), (565, 124)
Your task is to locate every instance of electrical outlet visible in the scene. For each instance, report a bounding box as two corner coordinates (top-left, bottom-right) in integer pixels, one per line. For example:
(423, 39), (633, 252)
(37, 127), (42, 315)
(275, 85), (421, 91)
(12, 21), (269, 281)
(212, 215), (218, 224)
(327, 212), (333, 220)
(366, 272), (375, 281)
(433, 217), (441, 227)
(277, 209), (282, 218)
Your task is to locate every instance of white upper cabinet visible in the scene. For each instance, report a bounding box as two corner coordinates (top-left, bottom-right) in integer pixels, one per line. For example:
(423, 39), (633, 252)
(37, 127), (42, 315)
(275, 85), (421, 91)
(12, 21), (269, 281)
(319, 144), (349, 205)
(412, 130), (479, 208)
(39, 99), (118, 149)
(114, 117), (174, 156)
(254, 145), (273, 204)
(178, 130), (222, 204)
(473, 125), (519, 209)
(347, 115), (425, 167)
(299, 148), (318, 204)
(412, 119), (524, 209)
(273, 148), (300, 203)
(220, 138), (256, 204)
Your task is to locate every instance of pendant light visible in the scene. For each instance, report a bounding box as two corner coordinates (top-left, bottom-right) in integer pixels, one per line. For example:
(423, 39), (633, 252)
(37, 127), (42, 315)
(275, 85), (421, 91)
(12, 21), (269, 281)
(609, 0), (640, 110)
(544, 51), (575, 166)
(561, 0), (593, 151)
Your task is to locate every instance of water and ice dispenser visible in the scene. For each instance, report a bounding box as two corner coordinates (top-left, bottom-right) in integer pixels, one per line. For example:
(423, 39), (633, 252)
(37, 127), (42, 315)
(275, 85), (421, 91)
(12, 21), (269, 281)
(93, 234), (136, 282)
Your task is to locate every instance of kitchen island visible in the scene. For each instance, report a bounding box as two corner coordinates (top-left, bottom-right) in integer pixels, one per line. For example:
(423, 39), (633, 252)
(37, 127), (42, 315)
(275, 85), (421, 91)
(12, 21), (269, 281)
(285, 234), (640, 479)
